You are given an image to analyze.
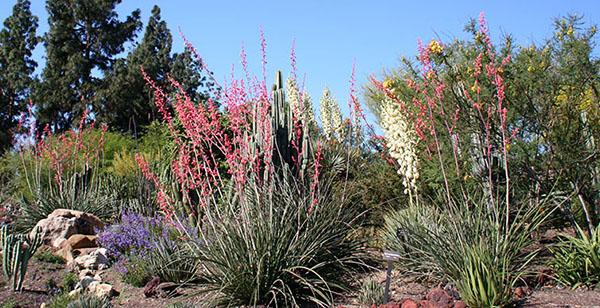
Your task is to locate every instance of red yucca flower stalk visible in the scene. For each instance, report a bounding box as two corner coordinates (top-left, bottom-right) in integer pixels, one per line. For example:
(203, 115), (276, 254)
(371, 12), (516, 231)
(18, 105), (108, 193)
(139, 35), (327, 219)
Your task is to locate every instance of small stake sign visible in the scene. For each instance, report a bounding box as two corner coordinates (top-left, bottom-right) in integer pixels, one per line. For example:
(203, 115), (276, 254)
(383, 250), (401, 303)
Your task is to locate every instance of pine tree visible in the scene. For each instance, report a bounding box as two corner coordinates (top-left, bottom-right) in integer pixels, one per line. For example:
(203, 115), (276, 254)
(101, 5), (218, 134)
(35, 0), (141, 132)
(100, 5), (172, 134)
(0, 0), (39, 152)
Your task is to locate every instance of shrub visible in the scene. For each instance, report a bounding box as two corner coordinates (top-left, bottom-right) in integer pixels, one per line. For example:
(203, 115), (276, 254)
(98, 211), (197, 286)
(188, 174), (369, 307)
(98, 211), (164, 260)
(66, 294), (111, 308)
(382, 196), (552, 307)
(46, 293), (74, 308)
(62, 272), (78, 292)
(356, 278), (384, 306)
(35, 249), (66, 264)
(120, 255), (153, 287)
(550, 224), (600, 288)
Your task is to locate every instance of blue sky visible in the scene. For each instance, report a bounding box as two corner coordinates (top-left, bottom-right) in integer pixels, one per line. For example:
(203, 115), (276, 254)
(1, 1), (599, 121)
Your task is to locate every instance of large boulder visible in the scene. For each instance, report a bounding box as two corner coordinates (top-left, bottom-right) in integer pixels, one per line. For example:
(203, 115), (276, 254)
(31, 209), (104, 249)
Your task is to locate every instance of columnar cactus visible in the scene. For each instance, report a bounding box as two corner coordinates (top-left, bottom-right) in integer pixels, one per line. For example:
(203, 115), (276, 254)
(270, 70), (314, 180)
(1, 225), (42, 292)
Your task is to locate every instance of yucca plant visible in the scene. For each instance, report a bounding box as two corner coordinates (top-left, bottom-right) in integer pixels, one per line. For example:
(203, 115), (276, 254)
(66, 294), (111, 308)
(16, 169), (123, 230)
(550, 224), (600, 288)
(356, 278), (384, 306)
(186, 173), (369, 307)
(383, 193), (556, 307)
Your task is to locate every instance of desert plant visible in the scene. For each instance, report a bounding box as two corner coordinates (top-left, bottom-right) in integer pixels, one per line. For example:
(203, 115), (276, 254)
(16, 170), (124, 230)
(61, 272), (78, 292)
(383, 194), (556, 307)
(550, 224), (600, 288)
(186, 173), (369, 307)
(356, 278), (384, 306)
(35, 249), (66, 264)
(120, 255), (153, 287)
(66, 294), (111, 308)
(0, 225), (42, 291)
(99, 211), (198, 286)
(46, 293), (74, 308)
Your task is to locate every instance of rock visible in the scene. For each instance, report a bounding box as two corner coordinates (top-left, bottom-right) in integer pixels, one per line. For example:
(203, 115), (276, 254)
(87, 281), (118, 298)
(400, 299), (419, 308)
(426, 288), (453, 308)
(79, 269), (94, 280)
(156, 282), (179, 298)
(514, 287), (526, 299)
(64, 234), (98, 250)
(74, 248), (109, 270)
(68, 288), (82, 297)
(54, 246), (75, 264)
(32, 209), (104, 249)
(453, 300), (467, 308)
(75, 276), (96, 290)
(144, 276), (161, 298)
(55, 235), (99, 264)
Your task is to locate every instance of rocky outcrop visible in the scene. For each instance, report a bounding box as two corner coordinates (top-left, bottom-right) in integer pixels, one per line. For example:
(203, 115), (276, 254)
(73, 247), (110, 270)
(31, 209), (103, 249)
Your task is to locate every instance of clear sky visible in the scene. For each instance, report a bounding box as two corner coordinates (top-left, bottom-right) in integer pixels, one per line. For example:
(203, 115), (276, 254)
(1, 1), (599, 120)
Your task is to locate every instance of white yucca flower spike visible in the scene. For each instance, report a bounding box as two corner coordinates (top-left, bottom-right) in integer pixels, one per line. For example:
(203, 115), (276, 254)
(319, 88), (344, 141)
(380, 98), (419, 195)
(286, 77), (301, 116)
(302, 91), (317, 128)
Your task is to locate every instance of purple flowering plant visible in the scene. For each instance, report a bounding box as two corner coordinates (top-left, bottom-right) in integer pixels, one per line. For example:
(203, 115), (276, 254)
(97, 211), (168, 261)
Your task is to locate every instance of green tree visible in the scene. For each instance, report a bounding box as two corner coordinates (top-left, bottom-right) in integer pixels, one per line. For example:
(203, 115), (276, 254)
(0, 0), (39, 152)
(35, 0), (141, 132)
(99, 5), (172, 134)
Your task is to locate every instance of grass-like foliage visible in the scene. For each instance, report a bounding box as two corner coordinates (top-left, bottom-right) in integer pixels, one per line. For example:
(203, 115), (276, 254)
(383, 194), (554, 307)
(356, 278), (384, 306)
(550, 224), (600, 288)
(66, 294), (111, 308)
(187, 174), (369, 307)
(16, 170), (122, 230)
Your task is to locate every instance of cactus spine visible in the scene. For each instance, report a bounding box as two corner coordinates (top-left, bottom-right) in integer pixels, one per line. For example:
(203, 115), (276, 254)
(1, 225), (42, 292)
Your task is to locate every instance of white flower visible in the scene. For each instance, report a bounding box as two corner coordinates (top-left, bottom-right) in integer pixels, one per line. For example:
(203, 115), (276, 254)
(319, 88), (344, 142)
(380, 98), (419, 194)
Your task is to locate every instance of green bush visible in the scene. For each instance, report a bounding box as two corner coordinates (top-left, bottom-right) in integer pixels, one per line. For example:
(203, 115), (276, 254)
(62, 272), (78, 292)
(356, 278), (384, 306)
(550, 224), (600, 288)
(35, 250), (66, 264)
(46, 293), (74, 308)
(121, 255), (154, 287)
(187, 174), (369, 307)
(382, 194), (553, 307)
(66, 294), (111, 308)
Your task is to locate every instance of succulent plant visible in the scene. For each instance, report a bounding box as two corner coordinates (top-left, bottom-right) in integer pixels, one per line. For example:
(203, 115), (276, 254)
(1, 225), (43, 291)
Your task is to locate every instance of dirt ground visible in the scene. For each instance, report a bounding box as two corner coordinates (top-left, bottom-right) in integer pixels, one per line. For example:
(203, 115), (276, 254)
(2, 257), (600, 307)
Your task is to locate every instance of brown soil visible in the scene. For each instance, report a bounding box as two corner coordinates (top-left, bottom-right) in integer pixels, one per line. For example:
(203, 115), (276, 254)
(0, 258), (69, 307)
(2, 255), (600, 307)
